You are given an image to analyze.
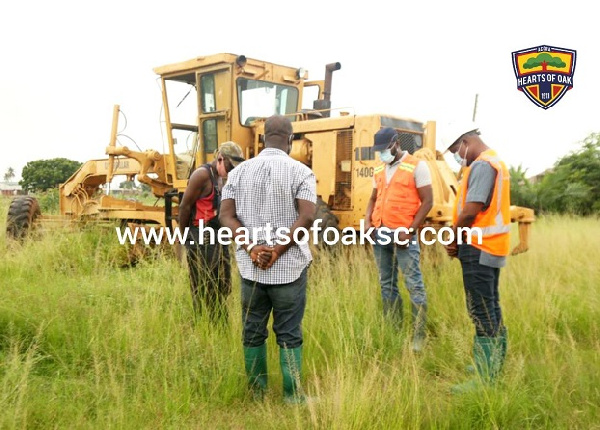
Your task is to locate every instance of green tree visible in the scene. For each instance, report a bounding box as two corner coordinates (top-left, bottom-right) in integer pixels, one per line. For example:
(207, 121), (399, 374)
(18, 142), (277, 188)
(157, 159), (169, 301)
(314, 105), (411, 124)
(523, 53), (566, 71)
(3, 167), (15, 182)
(537, 133), (600, 214)
(509, 164), (537, 208)
(20, 158), (82, 192)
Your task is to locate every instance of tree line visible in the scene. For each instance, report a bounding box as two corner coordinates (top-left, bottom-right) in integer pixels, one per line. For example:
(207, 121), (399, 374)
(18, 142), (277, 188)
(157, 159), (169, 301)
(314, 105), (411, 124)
(510, 132), (600, 215)
(7, 132), (600, 216)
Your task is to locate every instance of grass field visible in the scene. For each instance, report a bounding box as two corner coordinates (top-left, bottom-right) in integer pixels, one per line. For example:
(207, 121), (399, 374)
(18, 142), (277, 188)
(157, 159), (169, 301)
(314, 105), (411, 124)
(0, 197), (598, 429)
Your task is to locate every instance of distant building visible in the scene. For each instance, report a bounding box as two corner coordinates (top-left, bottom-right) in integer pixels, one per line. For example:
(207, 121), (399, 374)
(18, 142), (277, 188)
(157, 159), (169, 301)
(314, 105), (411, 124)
(109, 186), (139, 197)
(528, 168), (554, 184)
(0, 182), (24, 196)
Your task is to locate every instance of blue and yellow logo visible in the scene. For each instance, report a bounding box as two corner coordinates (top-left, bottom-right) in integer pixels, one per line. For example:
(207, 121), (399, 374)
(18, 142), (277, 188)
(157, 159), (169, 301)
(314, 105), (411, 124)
(512, 45), (576, 109)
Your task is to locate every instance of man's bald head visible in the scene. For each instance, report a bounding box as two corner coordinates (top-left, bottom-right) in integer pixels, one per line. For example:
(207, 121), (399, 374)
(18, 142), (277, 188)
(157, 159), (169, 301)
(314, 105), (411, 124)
(264, 115), (293, 151)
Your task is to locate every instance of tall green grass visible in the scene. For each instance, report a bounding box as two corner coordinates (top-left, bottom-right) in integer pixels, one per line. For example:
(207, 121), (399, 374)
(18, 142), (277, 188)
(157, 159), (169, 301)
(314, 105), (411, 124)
(0, 197), (598, 429)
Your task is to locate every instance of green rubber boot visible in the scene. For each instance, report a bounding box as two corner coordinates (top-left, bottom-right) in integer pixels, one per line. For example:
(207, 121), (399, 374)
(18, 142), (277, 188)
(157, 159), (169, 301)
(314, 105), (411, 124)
(280, 346), (303, 404)
(452, 335), (504, 394)
(466, 326), (507, 374)
(499, 326), (508, 371)
(244, 344), (268, 399)
(411, 303), (427, 352)
(382, 298), (403, 329)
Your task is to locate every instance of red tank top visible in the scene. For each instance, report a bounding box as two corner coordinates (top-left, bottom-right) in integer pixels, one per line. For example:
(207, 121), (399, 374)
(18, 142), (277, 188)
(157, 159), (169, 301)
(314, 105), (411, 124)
(193, 187), (217, 226)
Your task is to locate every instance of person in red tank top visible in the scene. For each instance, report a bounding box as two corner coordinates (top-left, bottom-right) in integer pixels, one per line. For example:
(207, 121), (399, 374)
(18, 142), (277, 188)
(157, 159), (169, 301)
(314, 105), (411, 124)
(179, 141), (245, 323)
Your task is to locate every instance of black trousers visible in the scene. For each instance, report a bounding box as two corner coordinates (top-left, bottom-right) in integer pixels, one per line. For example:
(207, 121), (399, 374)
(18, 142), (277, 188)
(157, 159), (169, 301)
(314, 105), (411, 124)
(241, 268), (307, 348)
(458, 244), (503, 337)
(185, 226), (231, 321)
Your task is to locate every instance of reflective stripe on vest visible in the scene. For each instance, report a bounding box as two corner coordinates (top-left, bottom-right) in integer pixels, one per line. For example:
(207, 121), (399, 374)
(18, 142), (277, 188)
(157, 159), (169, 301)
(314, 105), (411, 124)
(398, 162), (416, 173)
(453, 149), (511, 256)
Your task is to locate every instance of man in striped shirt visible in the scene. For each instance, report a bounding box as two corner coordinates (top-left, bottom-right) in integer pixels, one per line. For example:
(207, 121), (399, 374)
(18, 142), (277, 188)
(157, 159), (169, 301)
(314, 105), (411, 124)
(220, 115), (316, 403)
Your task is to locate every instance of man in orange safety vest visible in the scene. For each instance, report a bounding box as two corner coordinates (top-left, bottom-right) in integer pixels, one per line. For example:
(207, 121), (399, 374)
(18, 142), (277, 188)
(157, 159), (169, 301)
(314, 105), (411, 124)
(443, 121), (511, 394)
(365, 127), (433, 353)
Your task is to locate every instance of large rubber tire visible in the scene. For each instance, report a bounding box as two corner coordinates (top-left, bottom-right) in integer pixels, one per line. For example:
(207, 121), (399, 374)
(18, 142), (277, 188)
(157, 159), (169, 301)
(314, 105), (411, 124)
(314, 198), (339, 246)
(6, 196), (41, 240)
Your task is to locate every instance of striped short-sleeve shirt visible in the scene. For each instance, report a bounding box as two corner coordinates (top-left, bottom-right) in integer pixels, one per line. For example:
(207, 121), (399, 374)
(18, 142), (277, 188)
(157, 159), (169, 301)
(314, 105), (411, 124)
(221, 147), (317, 284)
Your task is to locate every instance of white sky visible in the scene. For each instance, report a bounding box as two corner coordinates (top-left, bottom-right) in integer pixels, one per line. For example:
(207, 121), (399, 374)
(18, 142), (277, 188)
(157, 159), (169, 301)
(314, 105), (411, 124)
(1, 0), (597, 181)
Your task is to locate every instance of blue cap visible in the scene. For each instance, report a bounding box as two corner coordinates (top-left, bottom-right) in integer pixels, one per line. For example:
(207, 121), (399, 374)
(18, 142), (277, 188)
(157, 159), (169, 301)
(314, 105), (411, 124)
(373, 127), (399, 151)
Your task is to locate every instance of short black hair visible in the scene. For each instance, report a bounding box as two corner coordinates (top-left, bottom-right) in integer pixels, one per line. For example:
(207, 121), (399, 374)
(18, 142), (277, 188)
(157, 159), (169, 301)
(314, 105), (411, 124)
(265, 115), (292, 138)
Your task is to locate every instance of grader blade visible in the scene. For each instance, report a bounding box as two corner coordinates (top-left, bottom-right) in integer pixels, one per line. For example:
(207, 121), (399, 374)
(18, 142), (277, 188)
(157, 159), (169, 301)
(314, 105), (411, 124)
(509, 206), (535, 255)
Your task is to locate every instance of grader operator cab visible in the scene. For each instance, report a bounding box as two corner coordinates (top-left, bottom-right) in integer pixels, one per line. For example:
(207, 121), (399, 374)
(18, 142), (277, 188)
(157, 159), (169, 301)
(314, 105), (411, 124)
(7, 53), (534, 253)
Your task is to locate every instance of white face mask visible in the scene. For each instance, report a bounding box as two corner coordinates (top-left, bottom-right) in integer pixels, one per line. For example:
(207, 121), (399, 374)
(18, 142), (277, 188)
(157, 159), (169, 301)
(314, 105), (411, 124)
(453, 151), (464, 166)
(379, 149), (395, 164)
(453, 142), (468, 167)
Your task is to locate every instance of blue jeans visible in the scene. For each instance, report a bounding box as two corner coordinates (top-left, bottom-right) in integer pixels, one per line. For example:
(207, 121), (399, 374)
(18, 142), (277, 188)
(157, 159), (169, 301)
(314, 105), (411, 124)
(241, 268), (307, 348)
(458, 244), (503, 337)
(373, 229), (427, 309)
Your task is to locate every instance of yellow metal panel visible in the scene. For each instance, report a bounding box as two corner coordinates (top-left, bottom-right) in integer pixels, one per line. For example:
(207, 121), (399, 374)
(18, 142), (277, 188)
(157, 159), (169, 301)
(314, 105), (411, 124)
(308, 131), (337, 203)
(333, 130), (353, 210)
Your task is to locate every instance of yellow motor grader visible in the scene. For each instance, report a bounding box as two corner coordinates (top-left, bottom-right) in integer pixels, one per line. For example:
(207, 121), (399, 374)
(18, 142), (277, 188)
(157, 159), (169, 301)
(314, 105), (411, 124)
(6, 53), (534, 253)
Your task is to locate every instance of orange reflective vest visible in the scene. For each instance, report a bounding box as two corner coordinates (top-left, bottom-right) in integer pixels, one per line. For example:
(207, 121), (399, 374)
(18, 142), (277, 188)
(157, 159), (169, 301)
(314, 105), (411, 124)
(453, 149), (511, 256)
(371, 154), (421, 229)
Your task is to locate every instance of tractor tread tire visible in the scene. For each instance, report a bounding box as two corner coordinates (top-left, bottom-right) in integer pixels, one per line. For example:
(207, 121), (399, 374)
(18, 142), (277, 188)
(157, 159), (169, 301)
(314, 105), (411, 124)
(315, 198), (339, 246)
(6, 196), (41, 240)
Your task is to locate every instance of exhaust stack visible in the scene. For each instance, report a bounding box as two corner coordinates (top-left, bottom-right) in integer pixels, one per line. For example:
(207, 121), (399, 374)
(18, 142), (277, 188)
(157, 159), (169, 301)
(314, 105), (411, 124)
(313, 62), (341, 117)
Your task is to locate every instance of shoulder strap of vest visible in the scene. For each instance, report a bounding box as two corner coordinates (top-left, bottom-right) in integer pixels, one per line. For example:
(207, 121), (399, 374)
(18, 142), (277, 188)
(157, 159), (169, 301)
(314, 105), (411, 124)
(402, 153), (419, 165)
(477, 149), (501, 165)
(397, 153), (418, 173)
